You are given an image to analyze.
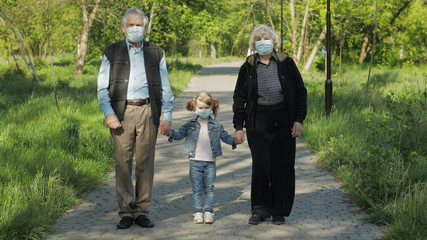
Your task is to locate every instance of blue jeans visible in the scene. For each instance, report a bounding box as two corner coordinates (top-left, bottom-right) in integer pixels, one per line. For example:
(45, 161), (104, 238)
(189, 160), (216, 213)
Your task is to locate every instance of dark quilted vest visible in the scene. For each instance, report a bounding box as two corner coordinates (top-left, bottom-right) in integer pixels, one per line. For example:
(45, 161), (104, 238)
(104, 40), (163, 125)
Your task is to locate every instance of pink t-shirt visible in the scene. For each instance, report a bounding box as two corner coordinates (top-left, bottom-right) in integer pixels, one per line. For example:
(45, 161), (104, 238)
(190, 119), (215, 162)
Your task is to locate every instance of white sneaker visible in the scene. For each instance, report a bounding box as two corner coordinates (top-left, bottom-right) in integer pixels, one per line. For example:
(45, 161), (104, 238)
(193, 212), (204, 224)
(204, 212), (215, 224)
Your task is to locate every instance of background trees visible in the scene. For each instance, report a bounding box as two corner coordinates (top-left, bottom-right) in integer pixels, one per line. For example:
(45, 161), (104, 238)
(0, 0), (425, 75)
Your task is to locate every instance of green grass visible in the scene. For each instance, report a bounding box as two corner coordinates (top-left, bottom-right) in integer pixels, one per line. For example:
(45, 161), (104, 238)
(0, 54), (242, 240)
(2, 55), (425, 239)
(302, 63), (427, 239)
(0, 55), (114, 239)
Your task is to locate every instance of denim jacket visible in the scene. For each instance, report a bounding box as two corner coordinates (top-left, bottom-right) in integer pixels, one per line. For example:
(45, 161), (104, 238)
(168, 116), (236, 158)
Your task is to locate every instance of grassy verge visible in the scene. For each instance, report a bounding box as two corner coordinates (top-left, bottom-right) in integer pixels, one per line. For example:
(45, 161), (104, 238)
(302, 63), (427, 239)
(0, 55), (235, 239)
(3, 54), (424, 239)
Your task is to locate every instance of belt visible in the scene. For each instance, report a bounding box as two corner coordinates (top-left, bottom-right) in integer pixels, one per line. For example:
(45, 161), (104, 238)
(126, 99), (150, 106)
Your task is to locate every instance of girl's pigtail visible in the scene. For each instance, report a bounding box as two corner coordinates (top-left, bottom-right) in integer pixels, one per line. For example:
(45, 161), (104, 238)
(212, 98), (220, 119)
(186, 98), (196, 112)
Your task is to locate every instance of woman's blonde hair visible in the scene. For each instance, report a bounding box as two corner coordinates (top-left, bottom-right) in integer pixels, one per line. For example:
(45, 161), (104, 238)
(186, 91), (219, 119)
(248, 24), (281, 52)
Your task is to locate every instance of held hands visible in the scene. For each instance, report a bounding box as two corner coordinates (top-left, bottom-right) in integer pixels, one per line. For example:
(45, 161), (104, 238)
(106, 114), (121, 129)
(159, 120), (172, 136)
(234, 130), (245, 144)
(291, 122), (303, 138)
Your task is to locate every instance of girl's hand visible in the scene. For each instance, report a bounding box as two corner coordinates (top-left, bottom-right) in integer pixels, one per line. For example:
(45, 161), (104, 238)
(234, 130), (245, 144)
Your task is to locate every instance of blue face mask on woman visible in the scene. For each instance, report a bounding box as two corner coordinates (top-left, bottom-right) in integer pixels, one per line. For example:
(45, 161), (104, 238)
(126, 26), (145, 43)
(255, 39), (274, 55)
(196, 108), (213, 119)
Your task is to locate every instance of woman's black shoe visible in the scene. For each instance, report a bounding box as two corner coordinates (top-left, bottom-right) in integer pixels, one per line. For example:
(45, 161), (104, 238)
(272, 216), (285, 225)
(117, 216), (133, 229)
(248, 214), (264, 225)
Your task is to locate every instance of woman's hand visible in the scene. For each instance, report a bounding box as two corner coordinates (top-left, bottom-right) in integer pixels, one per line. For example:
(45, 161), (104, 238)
(291, 122), (303, 138)
(234, 130), (246, 144)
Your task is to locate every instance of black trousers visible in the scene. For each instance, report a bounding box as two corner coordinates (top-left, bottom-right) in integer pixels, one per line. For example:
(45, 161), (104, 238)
(247, 102), (296, 218)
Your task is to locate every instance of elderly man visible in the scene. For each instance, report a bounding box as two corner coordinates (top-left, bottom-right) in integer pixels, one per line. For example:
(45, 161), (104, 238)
(97, 6), (174, 229)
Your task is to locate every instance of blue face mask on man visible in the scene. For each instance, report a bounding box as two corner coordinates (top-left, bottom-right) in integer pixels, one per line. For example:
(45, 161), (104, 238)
(255, 39), (274, 55)
(126, 26), (145, 43)
(196, 108), (213, 119)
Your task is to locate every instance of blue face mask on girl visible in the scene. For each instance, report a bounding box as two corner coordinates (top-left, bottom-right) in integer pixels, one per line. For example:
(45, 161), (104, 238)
(196, 108), (213, 119)
(255, 39), (274, 55)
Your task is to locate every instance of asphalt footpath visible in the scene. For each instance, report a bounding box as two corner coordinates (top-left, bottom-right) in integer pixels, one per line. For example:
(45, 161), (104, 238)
(49, 61), (383, 240)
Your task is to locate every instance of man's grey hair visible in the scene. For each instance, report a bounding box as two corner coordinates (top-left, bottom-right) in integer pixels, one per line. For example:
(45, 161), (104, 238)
(122, 7), (149, 27)
(248, 24), (281, 51)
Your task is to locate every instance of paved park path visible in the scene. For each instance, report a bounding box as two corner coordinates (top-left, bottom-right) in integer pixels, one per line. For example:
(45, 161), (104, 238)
(49, 62), (383, 240)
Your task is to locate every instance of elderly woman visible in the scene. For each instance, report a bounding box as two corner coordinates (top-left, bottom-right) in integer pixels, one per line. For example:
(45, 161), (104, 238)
(233, 24), (307, 225)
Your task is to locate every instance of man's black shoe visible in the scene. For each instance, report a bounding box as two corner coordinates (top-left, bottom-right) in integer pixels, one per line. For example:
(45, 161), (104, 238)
(272, 216), (285, 225)
(248, 214), (264, 225)
(135, 215), (154, 228)
(117, 216), (133, 229)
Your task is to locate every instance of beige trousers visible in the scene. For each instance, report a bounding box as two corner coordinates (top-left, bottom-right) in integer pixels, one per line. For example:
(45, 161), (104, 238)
(110, 104), (158, 218)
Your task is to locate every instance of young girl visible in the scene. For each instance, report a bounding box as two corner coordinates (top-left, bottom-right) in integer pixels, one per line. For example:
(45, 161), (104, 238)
(167, 91), (236, 224)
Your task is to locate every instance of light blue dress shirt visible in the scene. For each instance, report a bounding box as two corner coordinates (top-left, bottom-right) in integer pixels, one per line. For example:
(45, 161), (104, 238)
(97, 40), (174, 121)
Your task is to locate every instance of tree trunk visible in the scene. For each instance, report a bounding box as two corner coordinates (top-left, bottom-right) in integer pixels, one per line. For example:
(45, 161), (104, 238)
(265, 0), (275, 32)
(73, 0), (102, 75)
(289, 0), (298, 58)
(304, 22), (312, 63)
(145, 2), (156, 41)
(42, 40), (48, 61)
(0, 10), (39, 82)
(10, 38), (21, 74)
(219, 24), (222, 58)
(210, 41), (216, 59)
(230, 2), (253, 56)
(332, 28), (340, 66)
(303, 25), (327, 73)
(296, 0), (310, 63)
(338, 24), (348, 88)
(365, 0), (378, 102)
(358, 30), (371, 64)
(338, 35), (343, 88)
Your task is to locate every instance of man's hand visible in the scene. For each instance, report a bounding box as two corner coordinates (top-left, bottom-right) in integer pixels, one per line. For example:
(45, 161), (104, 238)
(291, 122), (303, 138)
(159, 120), (172, 136)
(106, 114), (121, 129)
(234, 130), (245, 144)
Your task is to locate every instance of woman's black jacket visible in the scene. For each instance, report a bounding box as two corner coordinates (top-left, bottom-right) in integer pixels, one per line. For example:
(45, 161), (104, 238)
(232, 51), (307, 132)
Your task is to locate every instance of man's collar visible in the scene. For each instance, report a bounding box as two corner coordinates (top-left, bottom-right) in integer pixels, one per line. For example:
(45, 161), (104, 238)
(125, 39), (143, 50)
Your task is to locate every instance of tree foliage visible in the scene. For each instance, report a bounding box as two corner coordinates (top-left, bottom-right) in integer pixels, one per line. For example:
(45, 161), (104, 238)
(0, 0), (425, 73)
